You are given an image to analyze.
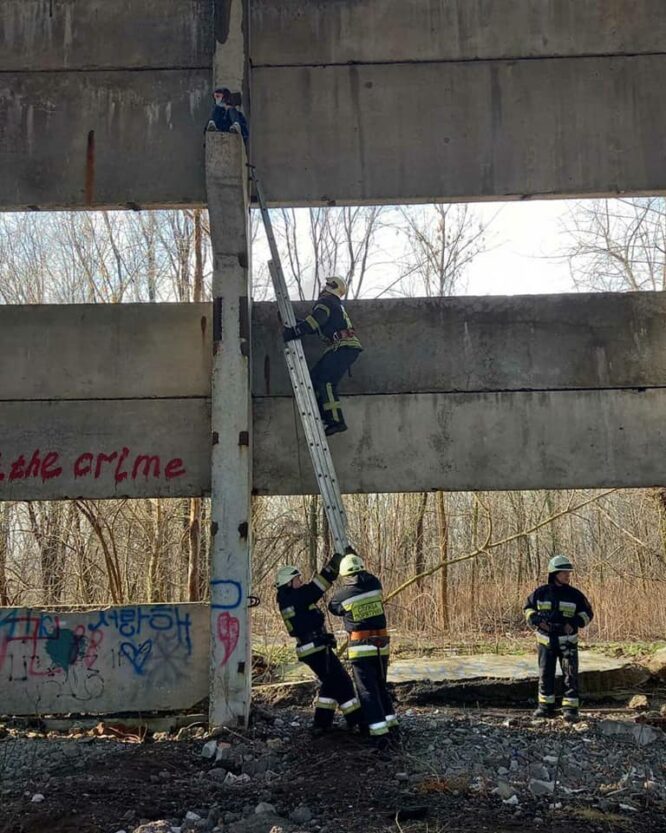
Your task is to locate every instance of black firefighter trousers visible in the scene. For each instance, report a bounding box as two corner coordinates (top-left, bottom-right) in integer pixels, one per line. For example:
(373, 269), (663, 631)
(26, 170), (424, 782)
(350, 651), (397, 737)
(301, 647), (362, 728)
(538, 641), (580, 711)
(310, 347), (360, 429)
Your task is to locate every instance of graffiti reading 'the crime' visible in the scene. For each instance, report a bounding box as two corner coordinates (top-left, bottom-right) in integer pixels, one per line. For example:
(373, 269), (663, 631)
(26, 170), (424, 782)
(0, 448), (187, 484)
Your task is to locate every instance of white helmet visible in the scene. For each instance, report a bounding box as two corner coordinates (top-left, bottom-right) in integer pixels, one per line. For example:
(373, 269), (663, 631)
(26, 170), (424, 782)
(323, 276), (347, 298)
(339, 553), (365, 576)
(275, 565), (301, 588)
(548, 554), (574, 574)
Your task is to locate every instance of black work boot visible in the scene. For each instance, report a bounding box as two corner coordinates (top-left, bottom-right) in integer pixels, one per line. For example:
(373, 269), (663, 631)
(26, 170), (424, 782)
(325, 422), (348, 436)
(309, 724), (332, 738)
(369, 734), (392, 754)
(562, 709), (580, 724)
(532, 705), (556, 719)
(388, 727), (402, 749)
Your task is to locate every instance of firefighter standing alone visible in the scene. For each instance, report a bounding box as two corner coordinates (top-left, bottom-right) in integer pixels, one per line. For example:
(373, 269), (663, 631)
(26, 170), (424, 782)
(283, 276), (362, 436)
(524, 555), (594, 722)
(328, 551), (397, 747)
(275, 551), (362, 733)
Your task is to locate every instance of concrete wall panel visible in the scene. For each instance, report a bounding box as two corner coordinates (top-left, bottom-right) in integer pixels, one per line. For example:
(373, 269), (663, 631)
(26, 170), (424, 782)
(253, 388), (666, 494)
(0, 387), (663, 498)
(0, 604), (209, 715)
(0, 304), (211, 401)
(3, 292), (664, 401)
(251, 0), (666, 65)
(0, 399), (210, 500)
(0, 70), (209, 210)
(0, 1), (213, 71)
(252, 56), (666, 205)
(2, 3), (666, 207)
(253, 292), (666, 396)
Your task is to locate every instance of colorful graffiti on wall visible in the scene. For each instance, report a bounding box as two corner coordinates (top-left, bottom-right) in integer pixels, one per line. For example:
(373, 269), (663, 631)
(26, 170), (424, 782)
(0, 603), (208, 716)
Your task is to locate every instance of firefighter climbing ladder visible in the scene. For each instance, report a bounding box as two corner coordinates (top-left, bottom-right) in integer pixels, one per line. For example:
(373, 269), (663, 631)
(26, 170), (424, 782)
(251, 170), (350, 554)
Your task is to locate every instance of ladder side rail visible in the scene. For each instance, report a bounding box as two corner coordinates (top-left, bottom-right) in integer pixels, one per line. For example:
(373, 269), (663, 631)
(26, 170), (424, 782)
(266, 266), (349, 553)
(267, 263), (349, 541)
(254, 173), (349, 552)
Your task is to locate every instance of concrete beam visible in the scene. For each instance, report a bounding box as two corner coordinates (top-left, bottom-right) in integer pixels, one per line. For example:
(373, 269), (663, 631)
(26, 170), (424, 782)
(253, 292), (666, 396)
(0, 398), (210, 500)
(252, 56), (666, 205)
(2, 292), (664, 401)
(0, 1), (213, 71)
(0, 303), (211, 400)
(2, 3), (666, 207)
(0, 604), (209, 716)
(0, 386), (664, 499)
(0, 70), (209, 209)
(253, 388), (666, 495)
(251, 0), (666, 65)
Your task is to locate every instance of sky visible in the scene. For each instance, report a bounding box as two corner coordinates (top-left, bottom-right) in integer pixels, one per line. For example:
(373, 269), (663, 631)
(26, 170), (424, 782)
(257, 197), (582, 303)
(465, 201), (575, 296)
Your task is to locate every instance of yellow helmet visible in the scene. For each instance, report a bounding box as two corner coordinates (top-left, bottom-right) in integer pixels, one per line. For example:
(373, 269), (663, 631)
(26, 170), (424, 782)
(339, 553), (365, 576)
(275, 565), (301, 588)
(323, 276), (347, 298)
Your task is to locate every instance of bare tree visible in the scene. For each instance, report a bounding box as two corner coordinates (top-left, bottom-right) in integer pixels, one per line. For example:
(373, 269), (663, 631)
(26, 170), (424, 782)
(563, 197), (666, 292)
(259, 206), (387, 300)
(379, 203), (491, 298)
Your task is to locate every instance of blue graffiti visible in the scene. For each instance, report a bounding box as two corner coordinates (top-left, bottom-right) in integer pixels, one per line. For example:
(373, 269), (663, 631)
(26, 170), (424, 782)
(89, 605), (192, 654)
(120, 640), (153, 675)
(211, 579), (242, 611)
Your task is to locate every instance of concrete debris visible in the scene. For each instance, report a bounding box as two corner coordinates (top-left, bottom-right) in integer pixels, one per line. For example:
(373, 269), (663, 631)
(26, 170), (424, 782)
(201, 741), (218, 759)
(288, 806), (312, 824)
(598, 719), (663, 746)
(184, 812), (202, 822)
(529, 764), (550, 781)
(628, 694), (649, 710)
(492, 781), (516, 801)
(254, 803), (276, 815)
(502, 794), (520, 806)
(224, 772), (251, 786)
(529, 779), (556, 797)
(645, 648), (666, 681)
(131, 823), (174, 833)
(30, 793), (45, 803)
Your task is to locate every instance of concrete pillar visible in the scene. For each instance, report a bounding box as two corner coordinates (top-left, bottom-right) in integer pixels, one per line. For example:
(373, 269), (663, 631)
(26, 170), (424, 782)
(205, 132), (252, 727)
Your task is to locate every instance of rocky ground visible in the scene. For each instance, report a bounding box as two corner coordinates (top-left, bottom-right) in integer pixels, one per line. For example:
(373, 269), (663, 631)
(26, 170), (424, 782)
(1, 700), (666, 833)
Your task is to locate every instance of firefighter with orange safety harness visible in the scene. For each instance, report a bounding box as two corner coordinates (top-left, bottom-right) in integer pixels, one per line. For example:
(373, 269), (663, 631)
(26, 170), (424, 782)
(524, 555), (594, 723)
(282, 276), (362, 436)
(275, 551), (362, 735)
(328, 550), (397, 748)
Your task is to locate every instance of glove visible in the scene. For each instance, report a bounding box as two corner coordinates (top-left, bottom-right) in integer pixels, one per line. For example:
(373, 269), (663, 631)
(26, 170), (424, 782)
(325, 633), (337, 648)
(282, 325), (301, 342)
(329, 552), (343, 572)
(563, 623), (575, 635)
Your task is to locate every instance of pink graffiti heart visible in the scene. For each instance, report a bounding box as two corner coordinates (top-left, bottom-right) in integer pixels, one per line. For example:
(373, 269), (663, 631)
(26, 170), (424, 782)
(216, 613), (240, 666)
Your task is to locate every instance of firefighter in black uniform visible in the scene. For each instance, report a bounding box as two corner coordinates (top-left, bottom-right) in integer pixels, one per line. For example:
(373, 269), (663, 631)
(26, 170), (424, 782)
(275, 553), (362, 733)
(524, 555), (594, 723)
(328, 551), (397, 747)
(283, 276), (362, 436)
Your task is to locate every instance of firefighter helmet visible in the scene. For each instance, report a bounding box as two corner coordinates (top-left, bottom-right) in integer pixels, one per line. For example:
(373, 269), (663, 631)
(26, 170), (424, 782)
(548, 554), (574, 574)
(323, 276), (347, 298)
(275, 565), (301, 588)
(339, 553), (365, 576)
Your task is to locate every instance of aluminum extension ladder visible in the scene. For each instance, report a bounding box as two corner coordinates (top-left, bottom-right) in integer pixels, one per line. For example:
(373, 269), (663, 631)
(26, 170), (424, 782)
(251, 170), (350, 554)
